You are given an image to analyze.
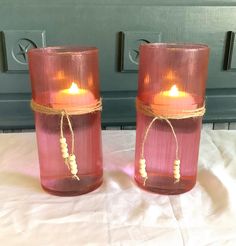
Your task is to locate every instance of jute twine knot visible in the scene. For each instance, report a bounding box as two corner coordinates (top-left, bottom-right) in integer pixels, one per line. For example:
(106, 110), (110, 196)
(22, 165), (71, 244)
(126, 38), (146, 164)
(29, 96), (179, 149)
(136, 97), (205, 186)
(31, 98), (102, 181)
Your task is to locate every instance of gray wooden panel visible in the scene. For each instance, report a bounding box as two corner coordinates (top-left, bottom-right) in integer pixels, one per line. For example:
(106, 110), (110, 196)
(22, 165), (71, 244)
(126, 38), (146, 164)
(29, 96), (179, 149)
(122, 126), (136, 130)
(229, 122), (236, 129)
(213, 123), (229, 130)
(105, 126), (122, 130)
(0, 0), (236, 128)
(0, 3), (236, 92)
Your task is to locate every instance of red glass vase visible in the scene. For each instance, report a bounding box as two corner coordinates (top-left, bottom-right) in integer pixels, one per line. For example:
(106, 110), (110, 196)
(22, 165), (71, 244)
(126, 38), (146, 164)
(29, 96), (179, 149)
(135, 43), (209, 194)
(28, 46), (103, 196)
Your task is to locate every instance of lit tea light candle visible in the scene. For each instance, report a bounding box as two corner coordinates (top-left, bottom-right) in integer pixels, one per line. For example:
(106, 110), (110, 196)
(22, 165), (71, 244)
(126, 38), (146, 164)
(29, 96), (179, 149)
(152, 85), (197, 115)
(52, 82), (95, 109)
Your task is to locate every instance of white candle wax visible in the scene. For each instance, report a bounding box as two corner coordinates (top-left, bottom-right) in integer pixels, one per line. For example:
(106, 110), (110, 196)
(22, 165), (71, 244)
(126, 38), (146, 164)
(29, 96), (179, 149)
(152, 85), (197, 115)
(52, 82), (95, 110)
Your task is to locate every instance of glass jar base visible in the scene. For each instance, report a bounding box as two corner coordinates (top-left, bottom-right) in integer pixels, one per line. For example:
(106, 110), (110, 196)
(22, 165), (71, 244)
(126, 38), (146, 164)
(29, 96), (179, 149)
(41, 174), (103, 196)
(135, 174), (196, 195)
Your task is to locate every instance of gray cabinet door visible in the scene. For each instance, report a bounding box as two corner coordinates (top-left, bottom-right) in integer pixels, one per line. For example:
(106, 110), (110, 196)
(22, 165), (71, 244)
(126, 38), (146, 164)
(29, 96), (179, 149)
(0, 0), (236, 129)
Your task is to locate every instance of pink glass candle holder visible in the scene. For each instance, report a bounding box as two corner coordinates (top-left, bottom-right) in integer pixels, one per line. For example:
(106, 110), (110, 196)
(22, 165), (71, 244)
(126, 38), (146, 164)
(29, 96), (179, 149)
(28, 46), (103, 196)
(135, 43), (209, 195)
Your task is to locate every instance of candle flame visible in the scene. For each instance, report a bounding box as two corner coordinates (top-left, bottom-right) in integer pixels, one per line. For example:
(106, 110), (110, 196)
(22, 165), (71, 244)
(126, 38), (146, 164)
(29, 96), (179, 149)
(169, 85), (179, 97)
(68, 82), (80, 94)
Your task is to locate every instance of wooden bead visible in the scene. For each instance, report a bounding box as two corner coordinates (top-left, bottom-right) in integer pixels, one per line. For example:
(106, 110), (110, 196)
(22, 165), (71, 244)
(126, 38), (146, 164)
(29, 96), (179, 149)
(69, 155), (76, 161)
(69, 157), (77, 165)
(59, 136), (80, 180)
(61, 147), (68, 153)
(139, 168), (145, 172)
(69, 162), (76, 166)
(71, 169), (78, 175)
(139, 159), (146, 165)
(70, 163), (77, 169)
(69, 159), (76, 164)
(60, 142), (68, 148)
(173, 159), (181, 181)
(62, 152), (69, 158)
(61, 147), (68, 151)
(174, 170), (180, 175)
(69, 163), (77, 170)
(174, 160), (180, 165)
(139, 169), (147, 176)
(62, 151), (69, 156)
(140, 163), (146, 169)
(70, 166), (78, 172)
(174, 174), (181, 179)
(69, 160), (76, 165)
(69, 155), (75, 162)
(60, 138), (66, 144)
(139, 158), (148, 179)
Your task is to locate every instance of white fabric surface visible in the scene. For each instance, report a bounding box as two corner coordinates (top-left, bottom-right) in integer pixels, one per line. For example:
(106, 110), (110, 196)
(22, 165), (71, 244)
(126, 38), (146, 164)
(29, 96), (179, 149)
(0, 130), (236, 246)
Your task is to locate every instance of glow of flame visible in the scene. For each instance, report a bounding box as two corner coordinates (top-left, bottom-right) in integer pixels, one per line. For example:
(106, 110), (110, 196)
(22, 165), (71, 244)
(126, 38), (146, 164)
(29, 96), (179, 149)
(88, 74), (94, 87)
(55, 70), (65, 80)
(165, 70), (175, 81)
(169, 85), (179, 97)
(144, 74), (150, 85)
(68, 82), (80, 94)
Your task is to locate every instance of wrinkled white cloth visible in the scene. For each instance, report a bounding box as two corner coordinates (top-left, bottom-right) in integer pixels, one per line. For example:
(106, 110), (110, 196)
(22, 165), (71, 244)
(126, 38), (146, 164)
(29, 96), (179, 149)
(0, 130), (236, 246)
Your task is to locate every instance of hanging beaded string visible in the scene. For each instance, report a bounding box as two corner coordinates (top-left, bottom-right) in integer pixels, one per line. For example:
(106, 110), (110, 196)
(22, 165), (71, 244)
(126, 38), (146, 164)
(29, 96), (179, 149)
(136, 98), (205, 186)
(139, 116), (180, 185)
(60, 111), (79, 181)
(31, 99), (102, 181)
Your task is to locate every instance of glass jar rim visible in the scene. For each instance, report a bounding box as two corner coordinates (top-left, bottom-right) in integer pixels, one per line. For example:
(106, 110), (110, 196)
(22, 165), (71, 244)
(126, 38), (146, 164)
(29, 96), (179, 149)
(28, 46), (98, 56)
(140, 43), (209, 50)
